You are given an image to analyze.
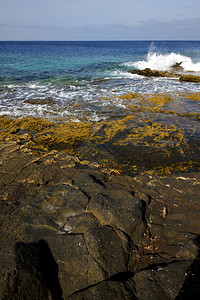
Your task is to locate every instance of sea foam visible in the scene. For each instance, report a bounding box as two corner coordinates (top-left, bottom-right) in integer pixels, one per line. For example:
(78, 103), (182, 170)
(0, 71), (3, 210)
(124, 46), (200, 72)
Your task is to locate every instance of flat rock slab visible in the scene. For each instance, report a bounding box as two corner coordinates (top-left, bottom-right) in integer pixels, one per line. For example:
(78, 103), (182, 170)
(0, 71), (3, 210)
(0, 143), (200, 299)
(1, 113), (200, 175)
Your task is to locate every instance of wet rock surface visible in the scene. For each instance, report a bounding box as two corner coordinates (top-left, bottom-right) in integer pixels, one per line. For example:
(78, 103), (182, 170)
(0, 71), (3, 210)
(130, 68), (179, 78)
(179, 74), (200, 83)
(130, 67), (200, 83)
(0, 90), (200, 300)
(24, 98), (55, 105)
(0, 110), (200, 175)
(0, 138), (200, 299)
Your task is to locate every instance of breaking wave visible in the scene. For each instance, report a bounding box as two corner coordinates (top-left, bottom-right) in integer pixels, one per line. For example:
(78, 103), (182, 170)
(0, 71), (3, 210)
(124, 43), (200, 72)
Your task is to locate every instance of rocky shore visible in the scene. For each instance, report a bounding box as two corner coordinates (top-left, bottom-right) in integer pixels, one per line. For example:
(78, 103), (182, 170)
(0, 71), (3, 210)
(130, 68), (200, 83)
(0, 84), (200, 299)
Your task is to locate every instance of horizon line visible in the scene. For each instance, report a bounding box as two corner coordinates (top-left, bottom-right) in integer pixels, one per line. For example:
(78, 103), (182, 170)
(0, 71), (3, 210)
(0, 39), (200, 42)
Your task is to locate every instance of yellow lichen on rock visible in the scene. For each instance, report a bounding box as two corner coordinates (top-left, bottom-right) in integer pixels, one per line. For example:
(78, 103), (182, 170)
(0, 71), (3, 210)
(0, 90), (199, 175)
(118, 93), (144, 101)
(88, 115), (186, 151)
(33, 122), (91, 153)
(90, 115), (136, 142)
(147, 95), (174, 106)
(114, 120), (185, 148)
(185, 93), (200, 101)
(0, 116), (92, 154)
(145, 161), (200, 175)
(0, 116), (52, 136)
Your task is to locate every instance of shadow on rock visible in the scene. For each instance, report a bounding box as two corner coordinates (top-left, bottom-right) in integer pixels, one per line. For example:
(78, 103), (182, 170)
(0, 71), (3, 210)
(176, 236), (200, 300)
(2, 240), (63, 300)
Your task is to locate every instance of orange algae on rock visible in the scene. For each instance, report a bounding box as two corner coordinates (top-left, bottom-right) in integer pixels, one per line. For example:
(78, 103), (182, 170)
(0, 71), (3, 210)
(118, 93), (144, 101)
(88, 115), (135, 142)
(111, 120), (185, 148)
(145, 161), (200, 176)
(185, 93), (200, 101)
(0, 116), (52, 134)
(147, 95), (174, 106)
(87, 115), (185, 149)
(0, 89), (199, 176)
(0, 114), (186, 151)
(0, 116), (92, 154)
(33, 122), (91, 153)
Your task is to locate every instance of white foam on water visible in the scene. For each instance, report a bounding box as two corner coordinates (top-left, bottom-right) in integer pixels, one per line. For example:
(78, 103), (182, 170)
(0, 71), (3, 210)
(124, 44), (200, 72)
(107, 70), (140, 79)
(135, 52), (200, 72)
(1, 59), (200, 121)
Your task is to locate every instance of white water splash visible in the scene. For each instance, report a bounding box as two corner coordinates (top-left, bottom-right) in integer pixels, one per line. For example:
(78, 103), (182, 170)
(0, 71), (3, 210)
(124, 44), (200, 72)
(106, 70), (140, 79)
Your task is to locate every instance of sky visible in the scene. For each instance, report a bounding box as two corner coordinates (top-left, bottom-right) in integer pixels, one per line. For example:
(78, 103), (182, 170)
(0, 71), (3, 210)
(0, 0), (200, 40)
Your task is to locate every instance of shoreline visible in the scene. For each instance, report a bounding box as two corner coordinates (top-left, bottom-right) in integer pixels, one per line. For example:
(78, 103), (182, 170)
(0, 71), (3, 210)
(1, 90), (200, 175)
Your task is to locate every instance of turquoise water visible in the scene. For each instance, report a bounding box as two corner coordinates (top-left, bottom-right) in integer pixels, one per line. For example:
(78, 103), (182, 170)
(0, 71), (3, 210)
(0, 41), (200, 120)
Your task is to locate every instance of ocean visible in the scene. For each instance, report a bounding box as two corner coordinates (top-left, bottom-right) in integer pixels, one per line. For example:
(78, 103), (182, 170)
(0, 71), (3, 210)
(0, 40), (200, 121)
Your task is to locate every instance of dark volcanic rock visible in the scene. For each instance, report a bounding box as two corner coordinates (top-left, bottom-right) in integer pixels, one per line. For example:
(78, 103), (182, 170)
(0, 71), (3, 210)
(130, 67), (200, 83)
(2, 240), (63, 300)
(68, 275), (137, 300)
(87, 191), (146, 242)
(179, 74), (200, 82)
(171, 62), (183, 70)
(24, 97), (55, 105)
(0, 127), (200, 299)
(130, 68), (178, 78)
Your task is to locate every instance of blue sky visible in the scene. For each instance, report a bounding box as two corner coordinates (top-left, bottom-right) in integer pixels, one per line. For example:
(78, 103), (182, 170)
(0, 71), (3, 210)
(0, 0), (200, 40)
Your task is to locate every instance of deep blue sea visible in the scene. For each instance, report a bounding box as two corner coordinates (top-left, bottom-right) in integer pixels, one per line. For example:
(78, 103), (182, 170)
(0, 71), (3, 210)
(0, 41), (200, 121)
